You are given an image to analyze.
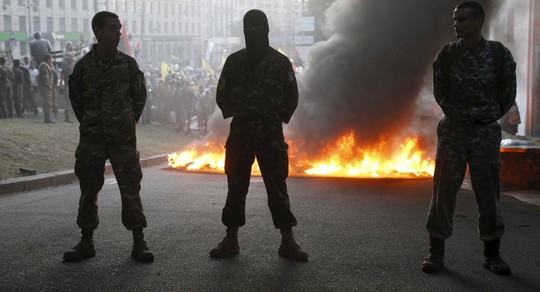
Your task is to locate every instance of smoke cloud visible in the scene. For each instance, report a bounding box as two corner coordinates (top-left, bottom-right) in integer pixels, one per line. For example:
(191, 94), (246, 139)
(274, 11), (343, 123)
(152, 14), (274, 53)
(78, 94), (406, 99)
(288, 0), (459, 155)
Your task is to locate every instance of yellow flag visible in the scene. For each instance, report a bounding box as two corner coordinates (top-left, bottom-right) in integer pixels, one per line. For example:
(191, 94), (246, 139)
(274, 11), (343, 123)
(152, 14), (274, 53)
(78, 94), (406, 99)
(202, 59), (215, 78)
(277, 47), (287, 56)
(161, 62), (171, 79)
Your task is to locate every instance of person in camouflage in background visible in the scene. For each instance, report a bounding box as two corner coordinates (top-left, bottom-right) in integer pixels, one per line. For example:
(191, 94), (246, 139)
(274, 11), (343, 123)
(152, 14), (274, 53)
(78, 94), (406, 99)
(0, 56), (15, 118)
(210, 9), (307, 261)
(37, 54), (56, 123)
(422, 1), (516, 275)
(63, 11), (154, 263)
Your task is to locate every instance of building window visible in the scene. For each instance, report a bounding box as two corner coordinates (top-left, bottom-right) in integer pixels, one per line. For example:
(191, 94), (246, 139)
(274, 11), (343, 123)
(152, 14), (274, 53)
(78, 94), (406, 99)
(82, 0), (88, 10)
(71, 0), (76, 9)
(132, 0), (136, 13)
(46, 0), (51, 8)
(3, 15), (11, 32)
(156, 21), (160, 33)
(191, 23), (195, 35)
(19, 16), (26, 33)
(46, 17), (53, 32)
(33, 16), (40, 33)
(123, 0), (127, 12)
(164, 22), (168, 34)
(132, 20), (137, 33)
(3, 0), (9, 6)
(59, 0), (65, 9)
(71, 18), (77, 32)
(149, 21), (153, 34)
(59, 17), (66, 32)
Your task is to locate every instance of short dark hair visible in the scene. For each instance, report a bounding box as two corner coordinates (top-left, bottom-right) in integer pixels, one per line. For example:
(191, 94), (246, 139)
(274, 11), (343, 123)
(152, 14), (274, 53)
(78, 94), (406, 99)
(456, 1), (485, 20)
(92, 11), (119, 30)
(43, 53), (52, 62)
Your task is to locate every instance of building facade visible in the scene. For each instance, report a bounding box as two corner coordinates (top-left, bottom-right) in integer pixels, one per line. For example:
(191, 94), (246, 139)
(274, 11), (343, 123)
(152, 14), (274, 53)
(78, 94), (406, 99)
(1, 0), (302, 66)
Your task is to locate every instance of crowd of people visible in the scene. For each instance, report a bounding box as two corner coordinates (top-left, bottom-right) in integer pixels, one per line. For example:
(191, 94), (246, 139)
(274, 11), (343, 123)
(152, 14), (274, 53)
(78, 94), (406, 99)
(141, 68), (218, 135)
(0, 43), (219, 135)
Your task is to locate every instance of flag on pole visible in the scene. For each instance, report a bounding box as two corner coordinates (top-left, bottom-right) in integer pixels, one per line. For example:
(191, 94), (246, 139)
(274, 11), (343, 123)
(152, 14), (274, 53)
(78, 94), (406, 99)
(161, 62), (171, 79)
(202, 59), (215, 78)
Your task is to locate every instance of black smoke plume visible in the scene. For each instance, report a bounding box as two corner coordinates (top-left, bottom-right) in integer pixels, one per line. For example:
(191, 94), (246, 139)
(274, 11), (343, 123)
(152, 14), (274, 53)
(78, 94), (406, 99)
(288, 0), (493, 156)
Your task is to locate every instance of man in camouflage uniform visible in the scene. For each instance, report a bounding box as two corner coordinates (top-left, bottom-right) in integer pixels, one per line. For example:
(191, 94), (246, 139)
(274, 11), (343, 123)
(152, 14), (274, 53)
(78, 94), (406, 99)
(422, 1), (516, 275)
(0, 56), (15, 118)
(63, 11), (153, 263)
(210, 9), (307, 261)
(37, 54), (56, 123)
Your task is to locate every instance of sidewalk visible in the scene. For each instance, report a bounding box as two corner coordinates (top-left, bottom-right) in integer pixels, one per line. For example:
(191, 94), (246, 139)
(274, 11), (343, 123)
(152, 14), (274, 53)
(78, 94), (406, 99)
(0, 154), (167, 195)
(462, 177), (540, 207)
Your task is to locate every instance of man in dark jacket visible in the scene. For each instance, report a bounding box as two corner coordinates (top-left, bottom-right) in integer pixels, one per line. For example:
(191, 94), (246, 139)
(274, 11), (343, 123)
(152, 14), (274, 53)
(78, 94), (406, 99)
(64, 11), (153, 263)
(209, 9), (307, 261)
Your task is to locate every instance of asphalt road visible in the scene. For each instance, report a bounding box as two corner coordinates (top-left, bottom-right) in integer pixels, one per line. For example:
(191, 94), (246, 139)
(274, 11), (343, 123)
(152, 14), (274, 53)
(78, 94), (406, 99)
(1, 165), (539, 291)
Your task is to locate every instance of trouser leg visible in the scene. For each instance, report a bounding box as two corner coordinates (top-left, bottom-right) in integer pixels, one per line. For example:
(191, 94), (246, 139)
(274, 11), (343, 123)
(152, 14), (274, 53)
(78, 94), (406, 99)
(5, 87), (13, 117)
(64, 91), (72, 121)
(256, 142), (297, 229)
(426, 121), (467, 239)
(468, 124), (505, 242)
(13, 86), (23, 116)
(0, 87), (6, 118)
(74, 143), (107, 230)
(40, 89), (52, 116)
(221, 141), (255, 228)
(108, 144), (147, 230)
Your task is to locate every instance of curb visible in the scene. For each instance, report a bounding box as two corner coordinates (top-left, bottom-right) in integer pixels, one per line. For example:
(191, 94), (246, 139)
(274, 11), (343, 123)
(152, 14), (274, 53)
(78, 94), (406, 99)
(0, 154), (168, 196)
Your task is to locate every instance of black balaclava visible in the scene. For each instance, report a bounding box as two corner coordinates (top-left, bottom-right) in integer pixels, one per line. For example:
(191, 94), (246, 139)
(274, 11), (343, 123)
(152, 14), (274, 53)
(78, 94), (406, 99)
(243, 9), (270, 67)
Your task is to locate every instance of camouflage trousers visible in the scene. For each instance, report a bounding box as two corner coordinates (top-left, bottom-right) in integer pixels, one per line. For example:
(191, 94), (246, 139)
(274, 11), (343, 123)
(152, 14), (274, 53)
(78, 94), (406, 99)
(74, 142), (147, 231)
(38, 86), (57, 116)
(221, 117), (298, 229)
(0, 85), (13, 118)
(426, 118), (505, 242)
(12, 84), (23, 116)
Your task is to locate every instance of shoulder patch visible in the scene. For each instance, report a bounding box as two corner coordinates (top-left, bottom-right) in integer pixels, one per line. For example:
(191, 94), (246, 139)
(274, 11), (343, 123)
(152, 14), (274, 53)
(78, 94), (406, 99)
(288, 71), (295, 82)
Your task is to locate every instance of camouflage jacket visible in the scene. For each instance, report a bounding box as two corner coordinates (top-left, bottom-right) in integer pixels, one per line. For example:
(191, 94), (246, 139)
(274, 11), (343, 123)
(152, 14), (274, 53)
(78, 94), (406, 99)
(69, 45), (147, 144)
(37, 62), (54, 90)
(0, 64), (14, 86)
(433, 37), (516, 124)
(216, 47), (298, 124)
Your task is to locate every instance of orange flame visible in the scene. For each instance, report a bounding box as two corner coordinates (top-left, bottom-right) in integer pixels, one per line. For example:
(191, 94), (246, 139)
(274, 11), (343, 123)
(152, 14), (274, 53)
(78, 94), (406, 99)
(168, 131), (435, 178)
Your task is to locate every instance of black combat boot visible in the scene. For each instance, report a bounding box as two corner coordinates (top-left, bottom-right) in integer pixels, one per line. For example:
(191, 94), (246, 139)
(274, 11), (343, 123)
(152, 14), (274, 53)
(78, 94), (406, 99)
(63, 229), (96, 261)
(421, 236), (445, 273)
(131, 228), (154, 263)
(210, 227), (240, 258)
(278, 228), (308, 261)
(483, 238), (511, 275)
